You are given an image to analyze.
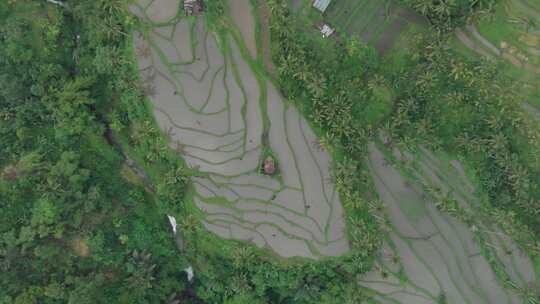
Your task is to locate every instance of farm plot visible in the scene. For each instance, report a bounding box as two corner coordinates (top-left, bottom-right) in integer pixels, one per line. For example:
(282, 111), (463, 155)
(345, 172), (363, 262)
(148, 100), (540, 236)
(129, 0), (349, 259)
(228, 0), (257, 59)
(361, 141), (537, 303)
(454, 0), (540, 108)
(324, 0), (427, 53)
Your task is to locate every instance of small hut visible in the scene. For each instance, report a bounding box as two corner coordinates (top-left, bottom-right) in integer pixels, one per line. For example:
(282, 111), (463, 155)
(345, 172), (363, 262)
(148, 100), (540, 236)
(320, 23), (335, 38)
(184, 0), (204, 15)
(263, 156), (276, 175)
(315, 22), (335, 38)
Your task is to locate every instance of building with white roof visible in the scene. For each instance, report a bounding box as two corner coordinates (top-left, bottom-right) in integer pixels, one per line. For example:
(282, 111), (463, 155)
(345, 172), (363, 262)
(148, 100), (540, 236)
(313, 0), (332, 13)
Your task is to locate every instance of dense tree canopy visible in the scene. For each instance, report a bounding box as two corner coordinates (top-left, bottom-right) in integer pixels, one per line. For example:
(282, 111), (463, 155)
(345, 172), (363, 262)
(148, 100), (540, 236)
(1, 0), (538, 303)
(0, 1), (192, 303)
(398, 0), (497, 29)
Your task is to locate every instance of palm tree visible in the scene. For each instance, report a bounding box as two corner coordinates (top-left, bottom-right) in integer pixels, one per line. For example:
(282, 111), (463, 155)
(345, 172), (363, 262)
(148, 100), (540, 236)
(433, 1), (453, 20)
(126, 250), (157, 295)
(413, 1), (434, 16)
(165, 167), (188, 186)
(306, 74), (327, 98)
(450, 60), (470, 80)
(180, 215), (199, 232)
(344, 196), (364, 210)
(97, 0), (122, 15)
(232, 246), (253, 269)
(488, 132), (508, 151)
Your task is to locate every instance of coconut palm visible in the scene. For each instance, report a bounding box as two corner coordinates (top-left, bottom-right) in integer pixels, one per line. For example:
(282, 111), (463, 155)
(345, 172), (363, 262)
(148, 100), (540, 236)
(488, 132), (508, 151)
(97, 0), (123, 15)
(180, 215), (199, 232)
(413, 1), (435, 16)
(433, 0), (453, 19)
(231, 246), (253, 269)
(165, 167), (188, 186)
(126, 250), (157, 295)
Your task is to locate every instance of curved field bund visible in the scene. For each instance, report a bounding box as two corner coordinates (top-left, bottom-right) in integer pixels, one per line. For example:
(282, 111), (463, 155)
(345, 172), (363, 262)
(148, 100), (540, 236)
(128, 0), (349, 259)
(362, 139), (537, 304)
(128, 0), (538, 302)
(454, 0), (540, 109)
(324, 0), (427, 53)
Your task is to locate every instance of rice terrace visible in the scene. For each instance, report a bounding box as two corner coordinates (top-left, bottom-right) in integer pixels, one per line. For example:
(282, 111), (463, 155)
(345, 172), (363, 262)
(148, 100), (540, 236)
(1, 0), (539, 303)
(128, 0), (539, 302)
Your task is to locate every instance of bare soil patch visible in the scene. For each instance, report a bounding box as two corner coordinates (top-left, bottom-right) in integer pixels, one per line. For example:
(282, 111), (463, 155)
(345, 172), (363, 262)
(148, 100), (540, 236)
(72, 236), (90, 257)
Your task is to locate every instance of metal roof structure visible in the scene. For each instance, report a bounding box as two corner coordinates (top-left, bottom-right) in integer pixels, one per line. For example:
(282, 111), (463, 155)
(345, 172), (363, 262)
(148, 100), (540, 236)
(320, 24), (335, 38)
(313, 0), (332, 13)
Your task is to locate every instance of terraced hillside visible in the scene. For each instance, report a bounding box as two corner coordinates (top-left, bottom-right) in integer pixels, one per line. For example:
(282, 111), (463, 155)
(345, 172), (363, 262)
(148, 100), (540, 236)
(324, 0), (427, 53)
(454, 0), (540, 109)
(127, 0), (538, 302)
(362, 138), (538, 303)
(128, 0), (349, 259)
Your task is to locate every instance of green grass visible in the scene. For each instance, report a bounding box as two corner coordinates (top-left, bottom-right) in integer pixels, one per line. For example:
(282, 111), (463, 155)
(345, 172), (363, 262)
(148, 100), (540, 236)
(323, 0), (427, 57)
(364, 85), (394, 126)
(378, 22), (426, 74)
(450, 0), (540, 107)
(326, 0), (390, 36)
(475, 2), (539, 66)
(350, 0), (387, 34)
(450, 32), (540, 108)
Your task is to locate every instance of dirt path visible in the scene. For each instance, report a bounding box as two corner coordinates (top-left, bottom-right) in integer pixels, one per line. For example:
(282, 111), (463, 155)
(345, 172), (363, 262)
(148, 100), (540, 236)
(455, 28), (494, 58)
(97, 112), (155, 192)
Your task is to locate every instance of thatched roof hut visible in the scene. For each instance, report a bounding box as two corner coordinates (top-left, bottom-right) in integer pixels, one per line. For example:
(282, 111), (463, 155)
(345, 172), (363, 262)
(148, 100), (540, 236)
(185, 0), (204, 15)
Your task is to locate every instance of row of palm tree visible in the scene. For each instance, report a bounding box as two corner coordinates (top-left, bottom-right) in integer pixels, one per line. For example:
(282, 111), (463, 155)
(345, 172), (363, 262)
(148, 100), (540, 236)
(401, 0), (498, 29)
(385, 32), (540, 237)
(267, 0), (383, 256)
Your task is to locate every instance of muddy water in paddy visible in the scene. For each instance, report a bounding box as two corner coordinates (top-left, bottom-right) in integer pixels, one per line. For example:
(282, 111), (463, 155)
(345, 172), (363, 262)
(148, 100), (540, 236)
(228, 0), (257, 59)
(129, 1), (537, 300)
(363, 142), (536, 303)
(129, 0), (349, 259)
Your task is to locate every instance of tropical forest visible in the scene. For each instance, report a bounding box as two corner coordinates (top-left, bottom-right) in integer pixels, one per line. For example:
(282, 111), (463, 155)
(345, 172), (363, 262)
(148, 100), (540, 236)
(0, 0), (539, 303)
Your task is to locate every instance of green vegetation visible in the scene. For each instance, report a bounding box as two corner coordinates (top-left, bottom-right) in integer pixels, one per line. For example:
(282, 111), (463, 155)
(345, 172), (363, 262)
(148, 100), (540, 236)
(323, 0), (429, 53)
(387, 32), (540, 237)
(1, 0), (539, 303)
(398, 0), (497, 30)
(0, 1), (193, 303)
(451, 0), (540, 108)
(124, 0), (382, 302)
(269, 0), (539, 301)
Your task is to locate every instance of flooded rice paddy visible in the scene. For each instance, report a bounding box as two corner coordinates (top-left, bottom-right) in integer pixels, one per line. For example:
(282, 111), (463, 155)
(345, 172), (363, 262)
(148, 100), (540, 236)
(129, 1), (537, 302)
(129, 0), (349, 259)
(362, 140), (536, 303)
